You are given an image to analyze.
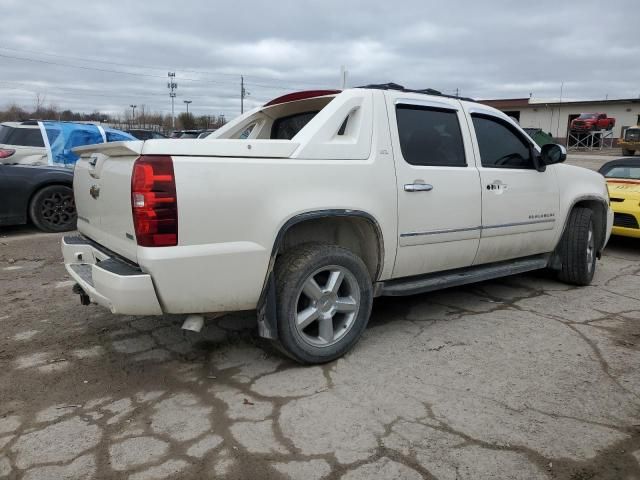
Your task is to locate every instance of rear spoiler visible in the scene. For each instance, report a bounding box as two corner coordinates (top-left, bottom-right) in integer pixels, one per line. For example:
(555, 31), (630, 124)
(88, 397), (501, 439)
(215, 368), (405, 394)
(74, 139), (300, 159)
(73, 141), (144, 158)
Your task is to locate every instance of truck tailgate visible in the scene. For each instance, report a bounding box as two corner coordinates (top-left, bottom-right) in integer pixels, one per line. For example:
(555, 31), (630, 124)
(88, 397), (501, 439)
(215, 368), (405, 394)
(73, 141), (144, 262)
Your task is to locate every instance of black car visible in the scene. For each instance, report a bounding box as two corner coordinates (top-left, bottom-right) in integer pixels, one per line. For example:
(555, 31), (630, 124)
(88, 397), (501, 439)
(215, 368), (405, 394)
(170, 130), (203, 139)
(125, 129), (168, 140)
(0, 164), (76, 232)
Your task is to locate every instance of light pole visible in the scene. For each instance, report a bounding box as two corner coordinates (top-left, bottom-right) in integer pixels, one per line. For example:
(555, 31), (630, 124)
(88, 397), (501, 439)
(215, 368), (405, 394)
(184, 100), (192, 114)
(130, 104), (137, 124)
(167, 72), (177, 129)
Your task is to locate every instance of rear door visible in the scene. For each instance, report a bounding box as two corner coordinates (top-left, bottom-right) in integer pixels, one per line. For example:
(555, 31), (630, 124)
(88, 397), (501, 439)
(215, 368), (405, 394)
(387, 93), (482, 278)
(463, 105), (560, 265)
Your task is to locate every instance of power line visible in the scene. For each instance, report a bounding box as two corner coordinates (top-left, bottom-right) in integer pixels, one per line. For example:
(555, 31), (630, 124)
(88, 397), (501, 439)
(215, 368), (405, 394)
(0, 81), (241, 114)
(0, 49), (325, 92)
(0, 52), (235, 85)
(0, 46), (326, 88)
(0, 80), (205, 100)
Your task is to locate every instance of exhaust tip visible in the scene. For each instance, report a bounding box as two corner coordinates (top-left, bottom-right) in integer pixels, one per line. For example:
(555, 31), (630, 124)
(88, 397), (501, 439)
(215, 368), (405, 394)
(182, 314), (204, 333)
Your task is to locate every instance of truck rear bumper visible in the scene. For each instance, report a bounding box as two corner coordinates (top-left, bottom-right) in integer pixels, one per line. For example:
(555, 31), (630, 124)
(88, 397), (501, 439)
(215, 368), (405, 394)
(62, 235), (163, 315)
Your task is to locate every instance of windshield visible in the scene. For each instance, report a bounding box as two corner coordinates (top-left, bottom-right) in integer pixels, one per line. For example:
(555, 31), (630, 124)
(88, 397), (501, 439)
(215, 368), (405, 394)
(577, 113), (597, 120)
(603, 165), (640, 180)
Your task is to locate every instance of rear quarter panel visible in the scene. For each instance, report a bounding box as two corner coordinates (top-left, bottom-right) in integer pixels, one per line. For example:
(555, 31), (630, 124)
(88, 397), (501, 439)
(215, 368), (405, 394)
(141, 155), (397, 313)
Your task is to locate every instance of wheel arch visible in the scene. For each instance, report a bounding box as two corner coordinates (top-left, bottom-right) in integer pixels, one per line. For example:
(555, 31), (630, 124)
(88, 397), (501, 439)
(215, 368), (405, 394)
(550, 195), (608, 269)
(256, 209), (385, 340)
(27, 181), (73, 223)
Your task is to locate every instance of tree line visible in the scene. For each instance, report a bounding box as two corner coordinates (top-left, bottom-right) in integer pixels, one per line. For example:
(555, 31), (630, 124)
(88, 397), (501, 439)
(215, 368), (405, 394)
(0, 97), (227, 133)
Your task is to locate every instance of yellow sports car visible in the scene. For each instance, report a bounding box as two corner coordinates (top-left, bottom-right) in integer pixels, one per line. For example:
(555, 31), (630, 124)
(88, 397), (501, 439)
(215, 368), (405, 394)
(599, 158), (640, 238)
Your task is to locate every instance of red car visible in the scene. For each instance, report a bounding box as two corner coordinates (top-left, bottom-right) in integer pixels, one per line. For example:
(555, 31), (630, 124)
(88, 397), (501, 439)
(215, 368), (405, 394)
(570, 113), (615, 132)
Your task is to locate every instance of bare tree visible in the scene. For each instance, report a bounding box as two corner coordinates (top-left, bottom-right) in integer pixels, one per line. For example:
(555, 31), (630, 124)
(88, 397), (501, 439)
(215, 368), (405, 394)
(34, 93), (46, 116)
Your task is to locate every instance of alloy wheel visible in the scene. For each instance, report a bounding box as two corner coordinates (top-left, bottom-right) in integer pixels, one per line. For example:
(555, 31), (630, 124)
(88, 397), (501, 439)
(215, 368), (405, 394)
(293, 265), (360, 347)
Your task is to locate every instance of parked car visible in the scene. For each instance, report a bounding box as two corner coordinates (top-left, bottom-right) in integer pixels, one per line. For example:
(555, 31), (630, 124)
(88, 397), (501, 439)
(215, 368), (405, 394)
(598, 158), (640, 238)
(63, 85), (613, 364)
(0, 163), (76, 232)
(619, 125), (640, 156)
(125, 129), (168, 141)
(170, 130), (203, 139)
(0, 121), (134, 166)
(197, 129), (217, 139)
(0, 121), (48, 165)
(570, 113), (615, 132)
(522, 128), (553, 147)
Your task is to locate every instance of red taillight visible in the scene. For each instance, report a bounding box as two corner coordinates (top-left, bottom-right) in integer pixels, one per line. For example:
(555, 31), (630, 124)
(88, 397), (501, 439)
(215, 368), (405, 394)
(0, 148), (15, 159)
(131, 155), (178, 247)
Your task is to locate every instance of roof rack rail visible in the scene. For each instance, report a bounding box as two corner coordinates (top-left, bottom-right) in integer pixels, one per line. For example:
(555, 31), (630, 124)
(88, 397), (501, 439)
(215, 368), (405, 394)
(356, 83), (475, 102)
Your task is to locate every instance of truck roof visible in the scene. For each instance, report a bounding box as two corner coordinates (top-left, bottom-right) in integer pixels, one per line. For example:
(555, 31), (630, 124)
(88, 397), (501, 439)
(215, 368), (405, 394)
(356, 82), (475, 102)
(263, 83), (476, 108)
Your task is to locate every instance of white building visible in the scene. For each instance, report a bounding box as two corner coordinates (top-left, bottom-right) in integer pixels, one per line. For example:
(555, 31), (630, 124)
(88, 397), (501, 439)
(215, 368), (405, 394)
(480, 97), (640, 142)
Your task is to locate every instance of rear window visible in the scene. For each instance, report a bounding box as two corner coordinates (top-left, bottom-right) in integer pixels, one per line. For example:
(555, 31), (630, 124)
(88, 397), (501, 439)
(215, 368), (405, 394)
(0, 126), (44, 147)
(106, 131), (133, 142)
(271, 111), (319, 140)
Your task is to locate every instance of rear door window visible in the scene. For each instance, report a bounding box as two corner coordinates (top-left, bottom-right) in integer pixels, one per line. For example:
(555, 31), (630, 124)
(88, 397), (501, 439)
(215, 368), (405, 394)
(0, 126), (44, 147)
(395, 104), (466, 167)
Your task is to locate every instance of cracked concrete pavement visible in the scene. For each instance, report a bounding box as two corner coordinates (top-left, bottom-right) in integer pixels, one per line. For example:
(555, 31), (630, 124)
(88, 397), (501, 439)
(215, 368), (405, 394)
(0, 226), (639, 480)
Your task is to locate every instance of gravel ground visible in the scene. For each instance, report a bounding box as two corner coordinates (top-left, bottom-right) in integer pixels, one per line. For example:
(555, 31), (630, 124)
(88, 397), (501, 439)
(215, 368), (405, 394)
(0, 224), (639, 480)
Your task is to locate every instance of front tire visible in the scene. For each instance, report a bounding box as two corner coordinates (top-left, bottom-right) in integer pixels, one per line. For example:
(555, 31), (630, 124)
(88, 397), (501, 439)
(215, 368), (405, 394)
(29, 185), (77, 232)
(622, 149), (635, 156)
(557, 207), (596, 286)
(274, 244), (373, 364)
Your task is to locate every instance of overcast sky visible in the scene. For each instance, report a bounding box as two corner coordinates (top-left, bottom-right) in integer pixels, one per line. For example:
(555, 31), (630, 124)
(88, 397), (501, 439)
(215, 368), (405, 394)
(1, 0), (639, 120)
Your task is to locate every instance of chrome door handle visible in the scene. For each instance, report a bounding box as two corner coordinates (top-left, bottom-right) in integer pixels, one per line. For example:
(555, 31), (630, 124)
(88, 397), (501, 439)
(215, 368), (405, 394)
(404, 183), (433, 192)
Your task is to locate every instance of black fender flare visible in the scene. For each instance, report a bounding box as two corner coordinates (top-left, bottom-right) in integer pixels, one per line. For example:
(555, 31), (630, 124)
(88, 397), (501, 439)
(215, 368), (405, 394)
(549, 195), (609, 269)
(256, 209), (384, 339)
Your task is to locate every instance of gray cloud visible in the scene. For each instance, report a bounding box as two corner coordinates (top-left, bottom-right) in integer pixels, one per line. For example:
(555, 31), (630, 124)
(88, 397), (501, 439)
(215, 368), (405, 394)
(1, 0), (638, 119)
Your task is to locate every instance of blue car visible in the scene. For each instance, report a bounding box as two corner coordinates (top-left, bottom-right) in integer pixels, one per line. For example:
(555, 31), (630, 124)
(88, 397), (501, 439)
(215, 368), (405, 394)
(41, 121), (135, 167)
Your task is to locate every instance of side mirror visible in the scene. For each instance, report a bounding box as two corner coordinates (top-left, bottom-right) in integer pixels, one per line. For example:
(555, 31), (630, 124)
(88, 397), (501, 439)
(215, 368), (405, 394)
(540, 143), (566, 166)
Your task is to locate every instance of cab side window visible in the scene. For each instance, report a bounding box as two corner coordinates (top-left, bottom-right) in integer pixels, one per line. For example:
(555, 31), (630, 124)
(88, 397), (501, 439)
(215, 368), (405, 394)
(396, 105), (466, 167)
(472, 114), (534, 169)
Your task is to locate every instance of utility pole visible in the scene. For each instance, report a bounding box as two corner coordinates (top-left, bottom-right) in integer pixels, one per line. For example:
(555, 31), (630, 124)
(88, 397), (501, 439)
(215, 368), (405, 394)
(130, 104), (137, 126)
(340, 66), (348, 89)
(240, 76), (249, 114)
(184, 100), (192, 114)
(167, 72), (178, 129)
(556, 81), (564, 138)
(455, 88), (459, 97)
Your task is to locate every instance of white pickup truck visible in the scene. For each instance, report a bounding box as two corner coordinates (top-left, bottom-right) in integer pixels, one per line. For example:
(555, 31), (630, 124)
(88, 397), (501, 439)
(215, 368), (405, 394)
(63, 84), (613, 364)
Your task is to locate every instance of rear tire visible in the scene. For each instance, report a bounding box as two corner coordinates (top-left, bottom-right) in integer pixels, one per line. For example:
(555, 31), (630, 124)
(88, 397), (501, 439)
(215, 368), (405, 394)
(557, 208), (596, 286)
(273, 243), (373, 364)
(29, 185), (77, 232)
(622, 149), (634, 156)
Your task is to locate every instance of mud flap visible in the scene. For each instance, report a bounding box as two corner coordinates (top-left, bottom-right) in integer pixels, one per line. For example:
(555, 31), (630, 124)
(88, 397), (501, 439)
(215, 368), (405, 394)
(256, 274), (278, 340)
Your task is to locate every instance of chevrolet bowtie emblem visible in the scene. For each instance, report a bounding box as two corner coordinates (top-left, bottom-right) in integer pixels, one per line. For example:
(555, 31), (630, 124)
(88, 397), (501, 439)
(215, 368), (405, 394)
(89, 185), (100, 199)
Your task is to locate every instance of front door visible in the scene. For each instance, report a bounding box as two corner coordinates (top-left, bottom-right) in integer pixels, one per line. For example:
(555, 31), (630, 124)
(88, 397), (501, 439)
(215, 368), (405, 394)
(387, 94), (482, 278)
(464, 107), (560, 265)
